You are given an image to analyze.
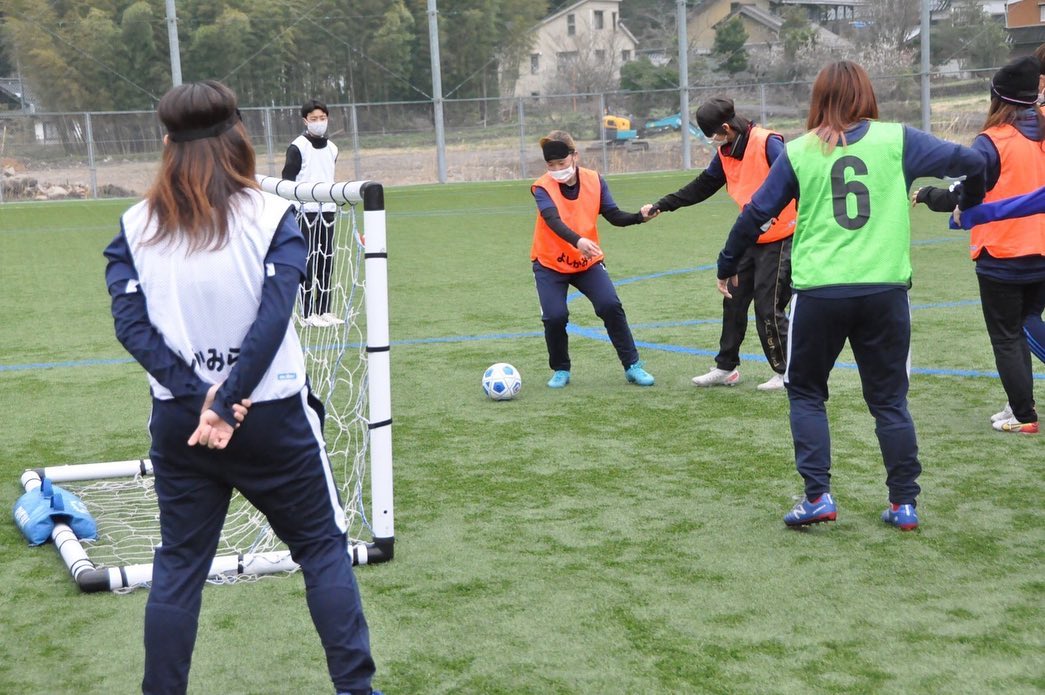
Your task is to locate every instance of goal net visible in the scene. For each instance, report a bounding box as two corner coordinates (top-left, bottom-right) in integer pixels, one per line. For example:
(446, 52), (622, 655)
(19, 176), (394, 592)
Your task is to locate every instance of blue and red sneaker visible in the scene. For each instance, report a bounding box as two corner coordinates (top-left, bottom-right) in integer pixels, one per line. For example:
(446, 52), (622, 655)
(783, 493), (837, 527)
(881, 503), (919, 531)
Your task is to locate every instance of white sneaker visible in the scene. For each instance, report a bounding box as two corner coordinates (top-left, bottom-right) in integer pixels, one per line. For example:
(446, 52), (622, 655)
(304, 314), (331, 327)
(757, 373), (785, 391)
(320, 312), (345, 325)
(691, 367), (740, 387)
(990, 403), (1013, 423)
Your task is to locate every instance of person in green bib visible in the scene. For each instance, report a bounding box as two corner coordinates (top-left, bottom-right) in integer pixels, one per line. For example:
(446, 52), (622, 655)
(715, 60), (986, 531)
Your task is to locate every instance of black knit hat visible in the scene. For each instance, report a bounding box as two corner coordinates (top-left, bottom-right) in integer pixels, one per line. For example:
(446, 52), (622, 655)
(991, 56), (1041, 105)
(695, 98), (735, 138)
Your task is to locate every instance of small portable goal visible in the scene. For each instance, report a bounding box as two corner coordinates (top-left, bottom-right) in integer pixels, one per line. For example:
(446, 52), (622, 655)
(19, 176), (394, 592)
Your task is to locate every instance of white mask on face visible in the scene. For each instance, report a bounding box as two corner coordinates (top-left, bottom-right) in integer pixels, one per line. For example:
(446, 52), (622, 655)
(549, 164), (575, 182)
(711, 134), (727, 147)
(306, 119), (328, 137)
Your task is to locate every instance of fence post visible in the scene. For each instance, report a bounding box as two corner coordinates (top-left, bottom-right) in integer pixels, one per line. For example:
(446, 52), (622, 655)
(759, 84), (767, 128)
(598, 93), (609, 173)
(84, 112), (97, 199)
(517, 98), (526, 180)
(263, 107), (275, 177)
(351, 102), (361, 181)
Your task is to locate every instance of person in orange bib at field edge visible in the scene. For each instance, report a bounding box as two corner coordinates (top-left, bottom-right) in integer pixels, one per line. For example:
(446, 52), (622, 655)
(530, 130), (656, 389)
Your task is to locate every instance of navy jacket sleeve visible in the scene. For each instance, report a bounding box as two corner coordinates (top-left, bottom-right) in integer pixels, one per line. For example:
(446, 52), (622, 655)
(598, 176), (644, 226)
(104, 225), (210, 399)
(901, 125), (986, 209)
(959, 185), (1045, 229)
(533, 185), (582, 246)
(211, 207), (306, 425)
(717, 152), (798, 279)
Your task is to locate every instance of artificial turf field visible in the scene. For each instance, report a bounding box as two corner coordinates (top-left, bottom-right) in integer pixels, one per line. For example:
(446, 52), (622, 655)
(0, 173), (1041, 694)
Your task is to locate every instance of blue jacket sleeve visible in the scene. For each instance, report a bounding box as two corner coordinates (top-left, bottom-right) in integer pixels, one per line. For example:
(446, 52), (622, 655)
(902, 125), (986, 209)
(959, 185), (1045, 229)
(210, 209), (306, 425)
(103, 226), (210, 399)
(717, 152), (798, 279)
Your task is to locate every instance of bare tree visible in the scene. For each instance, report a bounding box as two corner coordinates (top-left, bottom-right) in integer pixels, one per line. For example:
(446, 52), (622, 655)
(854, 0), (921, 51)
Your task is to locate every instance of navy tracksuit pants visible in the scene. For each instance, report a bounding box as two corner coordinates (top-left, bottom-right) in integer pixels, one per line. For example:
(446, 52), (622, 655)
(785, 288), (922, 506)
(142, 390), (375, 695)
(533, 260), (640, 371)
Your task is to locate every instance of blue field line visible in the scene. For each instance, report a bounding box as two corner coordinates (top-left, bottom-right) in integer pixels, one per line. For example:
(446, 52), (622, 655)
(3, 265), (1041, 380)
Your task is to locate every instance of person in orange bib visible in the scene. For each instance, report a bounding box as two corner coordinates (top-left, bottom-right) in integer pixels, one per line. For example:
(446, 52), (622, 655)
(642, 98), (796, 391)
(914, 56), (1045, 435)
(531, 130), (655, 388)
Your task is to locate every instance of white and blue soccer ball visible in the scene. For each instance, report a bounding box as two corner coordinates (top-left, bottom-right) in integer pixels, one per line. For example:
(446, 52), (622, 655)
(482, 362), (522, 401)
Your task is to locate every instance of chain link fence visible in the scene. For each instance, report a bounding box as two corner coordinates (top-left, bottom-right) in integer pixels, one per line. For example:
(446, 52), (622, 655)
(0, 68), (998, 203)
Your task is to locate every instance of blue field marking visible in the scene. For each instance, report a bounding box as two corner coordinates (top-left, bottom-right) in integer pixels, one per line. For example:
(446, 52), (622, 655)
(2, 266), (1041, 380)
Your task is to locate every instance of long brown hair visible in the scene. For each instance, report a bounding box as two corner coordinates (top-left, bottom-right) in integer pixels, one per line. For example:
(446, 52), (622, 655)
(806, 61), (879, 153)
(982, 96), (1045, 143)
(145, 80), (258, 251)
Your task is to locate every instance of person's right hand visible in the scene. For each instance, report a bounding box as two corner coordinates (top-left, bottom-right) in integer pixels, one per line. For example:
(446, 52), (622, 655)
(577, 237), (602, 259)
(640, 203), (659, 220)
(910, 188), (923, 208)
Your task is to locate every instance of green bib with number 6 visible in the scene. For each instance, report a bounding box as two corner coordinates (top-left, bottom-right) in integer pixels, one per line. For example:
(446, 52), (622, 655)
(786, 121), (911, 290)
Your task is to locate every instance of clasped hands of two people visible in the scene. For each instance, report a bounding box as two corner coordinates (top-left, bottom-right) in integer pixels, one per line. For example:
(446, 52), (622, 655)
(188, 384), (251, 451)
(575, 204), (661, 260)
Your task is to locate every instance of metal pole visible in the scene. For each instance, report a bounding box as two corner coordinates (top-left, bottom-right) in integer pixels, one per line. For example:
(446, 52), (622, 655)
(427, 0), (447, 183)
(165, 0), (183, 87)
(517, 98), (527, 180)
(759, 84), (767, 127)
(677, 0), (691, 170)
(84, 113), (97, 199)
(351, 103), (362, 181)
(920, 0), (931, 133)
(599, 93), (609, 173)
(263, 107), (275, 176)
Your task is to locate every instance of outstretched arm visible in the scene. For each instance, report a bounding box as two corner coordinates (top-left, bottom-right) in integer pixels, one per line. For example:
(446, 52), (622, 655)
(956, 185), (1045, 229)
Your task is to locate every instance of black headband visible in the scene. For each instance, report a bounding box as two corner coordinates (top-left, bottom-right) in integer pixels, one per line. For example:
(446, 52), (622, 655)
(542, 141), (572, 161)
(168, 110), (241, 143)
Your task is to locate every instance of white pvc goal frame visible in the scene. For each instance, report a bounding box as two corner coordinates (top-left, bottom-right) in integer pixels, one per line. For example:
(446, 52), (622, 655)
(19, 177), (394, 592)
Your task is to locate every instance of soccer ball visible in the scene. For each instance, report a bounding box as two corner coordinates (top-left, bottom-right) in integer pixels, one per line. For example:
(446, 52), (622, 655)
(482, 363), (522, 401)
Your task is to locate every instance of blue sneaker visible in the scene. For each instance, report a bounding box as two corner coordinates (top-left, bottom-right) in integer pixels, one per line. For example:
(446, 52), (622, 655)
(547, 370), (570, 388)
(881, 503), (919, 531)
(625, 361), (654, 386)
(784, 493), (837, 527)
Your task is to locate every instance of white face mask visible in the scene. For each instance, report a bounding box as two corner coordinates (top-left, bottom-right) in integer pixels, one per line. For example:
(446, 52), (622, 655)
(549, 164), (575, 182)
(306, 119), (328, 137)
(711, 134), (727, 147)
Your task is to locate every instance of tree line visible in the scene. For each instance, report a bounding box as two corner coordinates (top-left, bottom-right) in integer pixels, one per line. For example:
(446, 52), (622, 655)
(1, 0), (549, 111)
(0, 0), (1014, 114)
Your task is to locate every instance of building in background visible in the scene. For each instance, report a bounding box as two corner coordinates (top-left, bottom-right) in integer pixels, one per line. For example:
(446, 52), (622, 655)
(686, 0), (855, 55)
(1005, 0), (1045, 55)
(508, 0), (638, 99)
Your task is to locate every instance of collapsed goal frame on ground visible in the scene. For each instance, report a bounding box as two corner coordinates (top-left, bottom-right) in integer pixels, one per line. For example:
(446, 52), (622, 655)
(18, 175), (394, 593)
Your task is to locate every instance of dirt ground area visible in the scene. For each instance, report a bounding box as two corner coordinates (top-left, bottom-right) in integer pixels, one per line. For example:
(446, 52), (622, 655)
(8, 137), (709, 200)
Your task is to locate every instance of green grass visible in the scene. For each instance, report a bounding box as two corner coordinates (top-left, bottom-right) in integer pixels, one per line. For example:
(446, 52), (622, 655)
(0, 175), (1042, 695)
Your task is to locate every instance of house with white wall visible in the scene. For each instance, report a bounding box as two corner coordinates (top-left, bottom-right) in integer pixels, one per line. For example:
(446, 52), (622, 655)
(508, 0), (639, 98)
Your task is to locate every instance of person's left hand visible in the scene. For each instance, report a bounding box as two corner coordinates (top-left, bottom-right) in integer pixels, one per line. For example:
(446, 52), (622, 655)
(188, 409), (236, 450)
(189, 384), (251, 449)
(717, 275), (738, 298)
(951, 206), (961, 227)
